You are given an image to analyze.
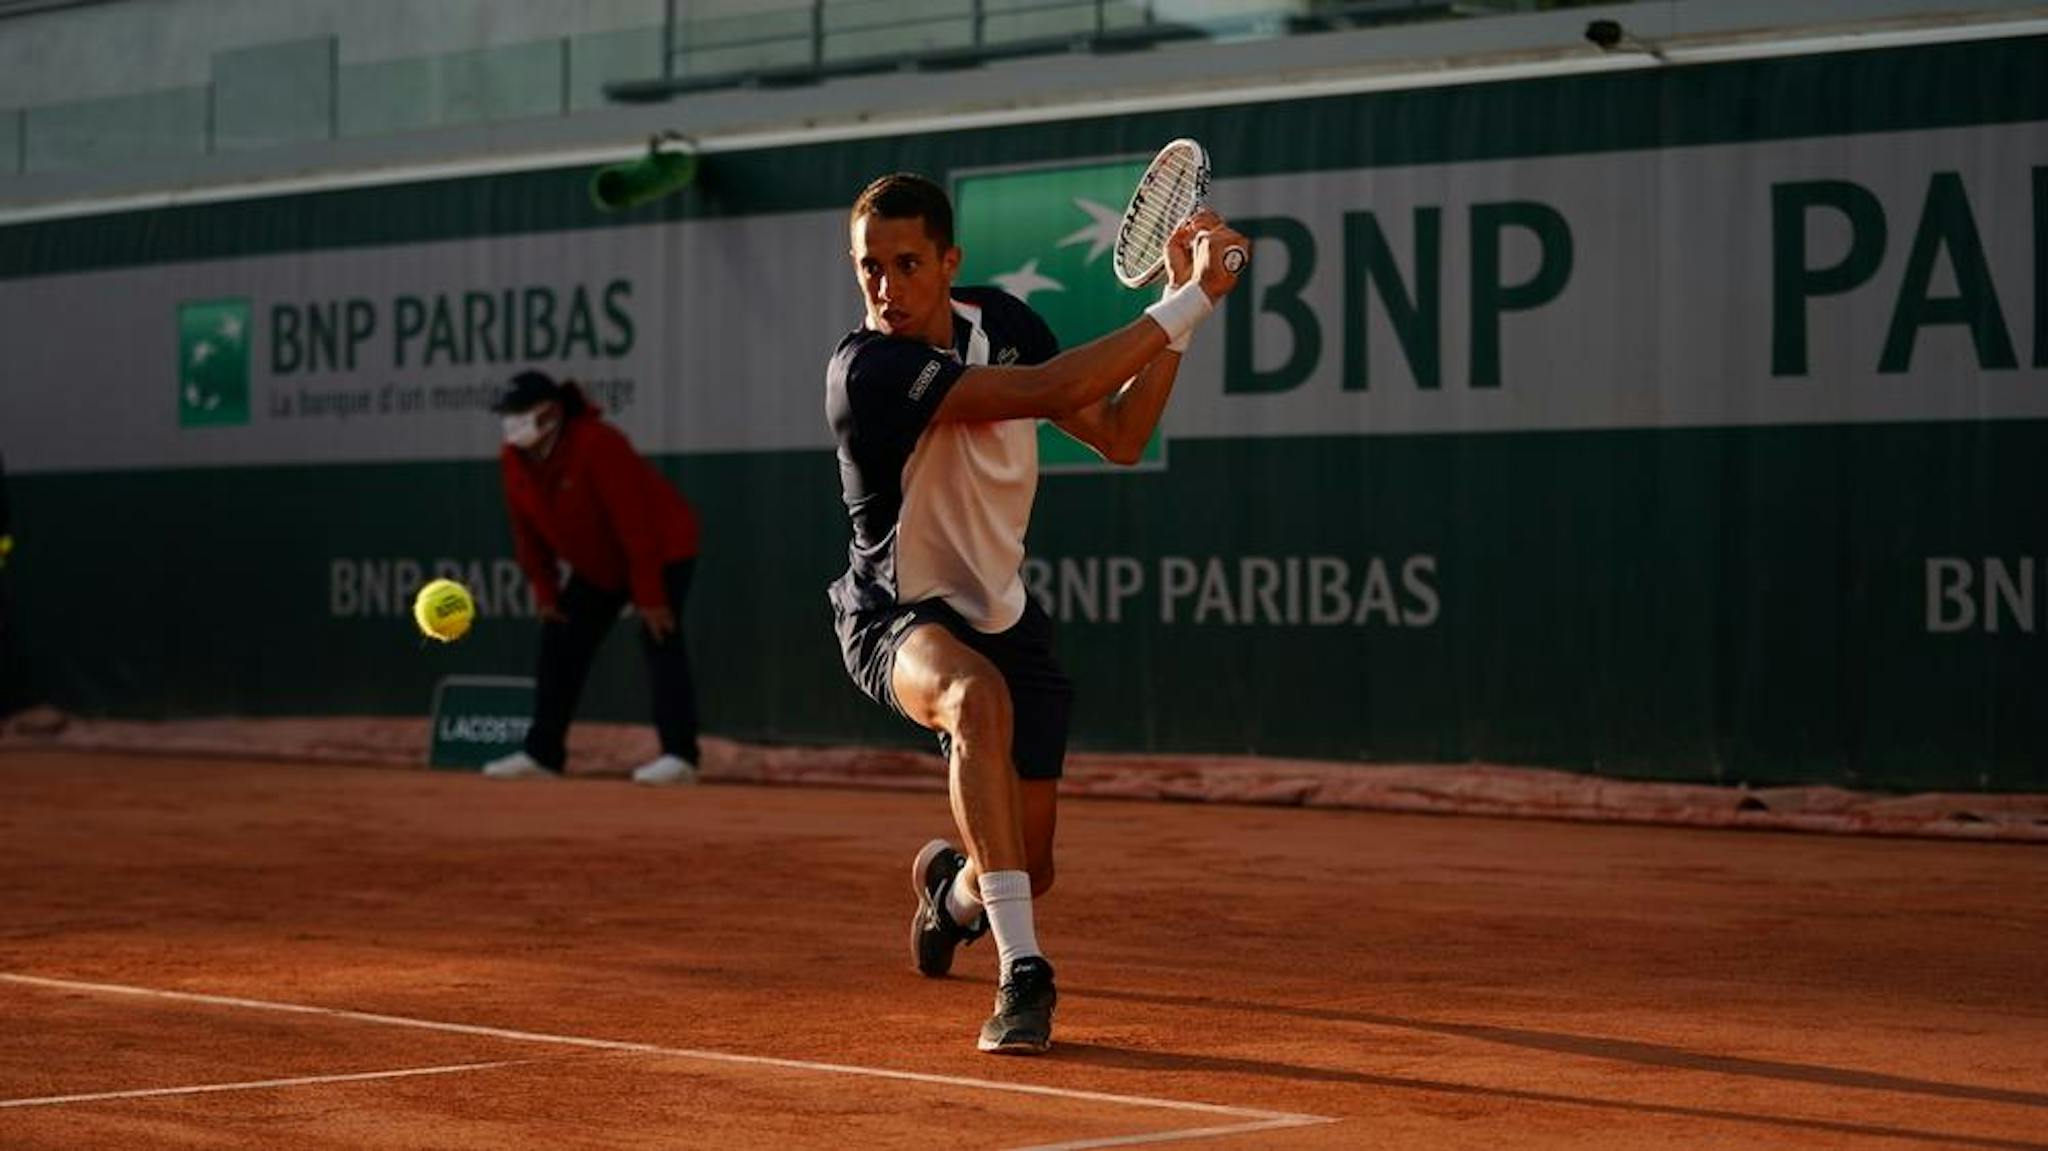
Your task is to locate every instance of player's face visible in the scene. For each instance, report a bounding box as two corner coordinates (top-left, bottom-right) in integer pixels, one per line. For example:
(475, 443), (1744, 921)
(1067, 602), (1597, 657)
(850, 212), (960, 345)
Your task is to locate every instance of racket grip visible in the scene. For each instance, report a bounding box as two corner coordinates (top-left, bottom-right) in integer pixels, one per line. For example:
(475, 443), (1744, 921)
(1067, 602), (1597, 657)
(1222, 246), (1248, 274)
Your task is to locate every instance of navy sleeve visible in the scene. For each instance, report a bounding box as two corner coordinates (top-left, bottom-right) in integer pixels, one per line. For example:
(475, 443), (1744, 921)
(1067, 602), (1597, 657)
(828, 333), (967, 456)
(959, 287), (1060, 367)
(1016, 300), (1060, 365)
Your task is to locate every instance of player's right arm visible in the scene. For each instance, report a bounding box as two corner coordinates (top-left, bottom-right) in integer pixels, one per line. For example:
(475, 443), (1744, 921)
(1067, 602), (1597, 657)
(932, 317), (1172, 425)
(836, 311), (1177, 439)
(931, 217), (1248, 426)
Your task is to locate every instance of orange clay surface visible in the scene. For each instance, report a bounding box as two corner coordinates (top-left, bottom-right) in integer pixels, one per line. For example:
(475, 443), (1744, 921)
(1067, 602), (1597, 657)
(1, 748), (2043, 1150)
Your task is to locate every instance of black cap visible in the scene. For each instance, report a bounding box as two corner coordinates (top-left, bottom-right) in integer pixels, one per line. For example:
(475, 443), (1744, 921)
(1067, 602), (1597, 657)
(491, 370), (563, 414)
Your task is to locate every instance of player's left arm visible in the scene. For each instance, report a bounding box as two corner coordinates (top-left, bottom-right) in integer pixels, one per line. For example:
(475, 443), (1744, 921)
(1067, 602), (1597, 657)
(1053, 213), (1209, 466)
(1051, 354), (1180, 466)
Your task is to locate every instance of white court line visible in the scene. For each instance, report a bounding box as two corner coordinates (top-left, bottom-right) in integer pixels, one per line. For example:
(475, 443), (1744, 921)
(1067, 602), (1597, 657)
(2, 973), (1335, 1147)
(0, 1060), (525, 1109)
(1010, 1116), (1330, 1151)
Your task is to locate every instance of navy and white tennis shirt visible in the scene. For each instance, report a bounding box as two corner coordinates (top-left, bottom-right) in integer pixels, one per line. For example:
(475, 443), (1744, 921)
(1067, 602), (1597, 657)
(826, 286), (1060, 634)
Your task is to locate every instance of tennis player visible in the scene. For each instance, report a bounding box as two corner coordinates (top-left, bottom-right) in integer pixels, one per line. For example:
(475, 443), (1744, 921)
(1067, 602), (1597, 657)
(825, 173), (1246, 1053)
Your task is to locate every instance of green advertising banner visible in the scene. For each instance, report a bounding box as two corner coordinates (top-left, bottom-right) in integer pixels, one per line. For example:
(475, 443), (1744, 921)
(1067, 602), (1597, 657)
(1, 36), (2043, 791)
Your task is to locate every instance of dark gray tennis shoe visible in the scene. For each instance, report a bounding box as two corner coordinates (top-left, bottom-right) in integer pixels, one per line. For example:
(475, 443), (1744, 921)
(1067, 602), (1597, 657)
(910, 838), (985, 977)
(978, 956), (1056, 1055)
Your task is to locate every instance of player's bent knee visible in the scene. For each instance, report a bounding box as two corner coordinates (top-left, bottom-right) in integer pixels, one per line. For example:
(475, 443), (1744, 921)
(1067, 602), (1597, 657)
(934, 671), (1013, 745)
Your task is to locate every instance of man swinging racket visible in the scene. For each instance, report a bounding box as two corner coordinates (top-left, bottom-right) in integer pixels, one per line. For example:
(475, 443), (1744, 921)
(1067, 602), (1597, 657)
(824, 166), (1248, 1054)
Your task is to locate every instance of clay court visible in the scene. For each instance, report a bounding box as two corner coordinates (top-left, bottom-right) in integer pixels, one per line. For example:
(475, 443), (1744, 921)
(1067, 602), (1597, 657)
(2, 747), (2043, 1150)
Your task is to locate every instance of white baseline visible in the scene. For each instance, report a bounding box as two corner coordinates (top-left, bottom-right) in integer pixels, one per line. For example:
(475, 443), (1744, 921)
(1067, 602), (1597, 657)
(0, 972), (1335, 1150)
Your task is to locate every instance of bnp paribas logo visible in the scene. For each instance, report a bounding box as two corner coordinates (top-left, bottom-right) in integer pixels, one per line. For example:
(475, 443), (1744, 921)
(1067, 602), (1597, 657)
(953, 157), (1164, 471)
(176, 297), (251, 427)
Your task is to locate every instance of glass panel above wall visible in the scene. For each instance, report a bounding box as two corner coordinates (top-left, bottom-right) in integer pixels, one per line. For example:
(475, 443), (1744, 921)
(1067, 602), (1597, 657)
(982, 0), (1154, 47)
(7, 0), (2047, 203)
(568, 26), (664, 113)
(212, 37), (337, 153)
(23, 86), (209, 173)
(0, 109), (21, 179)
(338, 40), (565, 139)
(822, 0), (974, 65)
(676, 4), (819, 80)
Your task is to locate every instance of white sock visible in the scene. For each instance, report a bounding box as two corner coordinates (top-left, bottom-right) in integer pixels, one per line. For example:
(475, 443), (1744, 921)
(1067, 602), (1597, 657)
(944, 868), (983, 928)
(977, 870), (1041, 975)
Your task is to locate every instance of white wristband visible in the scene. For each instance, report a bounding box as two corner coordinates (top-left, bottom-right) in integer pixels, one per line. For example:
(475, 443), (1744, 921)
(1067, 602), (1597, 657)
(1144, 280), (1214, 353)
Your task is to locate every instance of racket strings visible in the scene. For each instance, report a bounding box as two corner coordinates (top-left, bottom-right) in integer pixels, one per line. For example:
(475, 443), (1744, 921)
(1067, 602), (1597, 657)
(1121, 151), (1202, 272)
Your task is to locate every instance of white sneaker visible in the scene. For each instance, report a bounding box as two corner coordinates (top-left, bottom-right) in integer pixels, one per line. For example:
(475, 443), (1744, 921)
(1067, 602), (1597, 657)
(631, 754), (699, 786)
(481, 751), (556, 780)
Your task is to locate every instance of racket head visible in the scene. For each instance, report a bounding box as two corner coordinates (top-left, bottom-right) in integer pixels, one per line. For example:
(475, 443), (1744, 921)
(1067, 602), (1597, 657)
(1112, 137), (1212, 289)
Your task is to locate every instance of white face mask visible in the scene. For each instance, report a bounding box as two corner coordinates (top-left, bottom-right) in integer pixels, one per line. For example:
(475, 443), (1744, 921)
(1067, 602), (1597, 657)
(501, 411), (545, 449)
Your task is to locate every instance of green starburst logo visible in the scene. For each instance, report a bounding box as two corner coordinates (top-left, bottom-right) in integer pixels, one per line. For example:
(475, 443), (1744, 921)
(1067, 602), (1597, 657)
(177, 297), (251, 427)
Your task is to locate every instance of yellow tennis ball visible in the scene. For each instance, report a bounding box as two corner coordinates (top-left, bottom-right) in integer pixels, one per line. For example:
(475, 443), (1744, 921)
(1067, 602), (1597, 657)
(413, 578), (475, 643)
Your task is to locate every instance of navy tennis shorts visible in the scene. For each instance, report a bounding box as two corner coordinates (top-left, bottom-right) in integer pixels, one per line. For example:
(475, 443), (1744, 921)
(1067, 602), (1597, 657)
(833, 594), (1073, 780)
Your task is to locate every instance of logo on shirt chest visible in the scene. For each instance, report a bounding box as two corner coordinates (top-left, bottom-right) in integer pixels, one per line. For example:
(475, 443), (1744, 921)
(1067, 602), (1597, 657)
(996, 345), (1019, 365)
(909, 359), (942, 400)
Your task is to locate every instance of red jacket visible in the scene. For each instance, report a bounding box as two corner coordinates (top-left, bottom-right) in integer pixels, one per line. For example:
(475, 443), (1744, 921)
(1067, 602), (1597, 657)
(501, 410), (699, 611)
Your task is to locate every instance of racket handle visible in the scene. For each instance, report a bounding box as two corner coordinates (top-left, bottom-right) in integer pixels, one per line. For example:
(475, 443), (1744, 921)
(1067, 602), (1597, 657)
(1222, 246), (1248, 274)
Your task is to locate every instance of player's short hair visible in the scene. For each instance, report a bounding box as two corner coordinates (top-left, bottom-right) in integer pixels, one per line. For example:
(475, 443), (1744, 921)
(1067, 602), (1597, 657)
(851, 172), (954, 251)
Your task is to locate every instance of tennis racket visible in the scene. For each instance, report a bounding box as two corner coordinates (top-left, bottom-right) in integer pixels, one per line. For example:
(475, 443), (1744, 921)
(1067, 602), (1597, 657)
(1111, 138), (1248, 289)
